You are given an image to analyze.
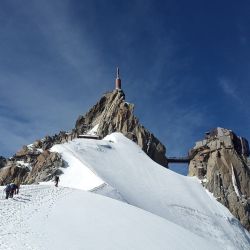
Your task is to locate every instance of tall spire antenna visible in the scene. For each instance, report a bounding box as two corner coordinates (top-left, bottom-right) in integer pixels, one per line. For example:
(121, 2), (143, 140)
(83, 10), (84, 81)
(115, 67), (121, 90)
(116, 67), (120, 79)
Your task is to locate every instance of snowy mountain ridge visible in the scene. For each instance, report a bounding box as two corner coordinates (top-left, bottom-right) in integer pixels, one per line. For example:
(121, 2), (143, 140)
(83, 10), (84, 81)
(1, 132), (250, 249)
(1, 88), (249, 234)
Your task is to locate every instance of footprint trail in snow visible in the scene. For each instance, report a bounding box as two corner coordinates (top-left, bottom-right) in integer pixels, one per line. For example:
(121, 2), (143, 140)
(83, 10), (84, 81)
(0, 185), (72, 250)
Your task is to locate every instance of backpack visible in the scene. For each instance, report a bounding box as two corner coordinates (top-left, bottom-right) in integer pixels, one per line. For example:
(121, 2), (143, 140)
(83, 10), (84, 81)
(5, 184), (11, 192)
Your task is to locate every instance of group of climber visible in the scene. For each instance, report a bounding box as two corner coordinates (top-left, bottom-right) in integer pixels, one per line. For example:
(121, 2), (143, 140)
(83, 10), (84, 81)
(3, 175), (60, 200)
(4, 183), (20, 199)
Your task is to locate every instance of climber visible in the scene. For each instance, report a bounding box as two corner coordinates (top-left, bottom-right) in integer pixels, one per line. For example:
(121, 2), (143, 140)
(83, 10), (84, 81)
(4, 183), (11, 199)
(9, 183), (17, 198)
(54, 175), (60, 187)
(14, 182), (20, 195)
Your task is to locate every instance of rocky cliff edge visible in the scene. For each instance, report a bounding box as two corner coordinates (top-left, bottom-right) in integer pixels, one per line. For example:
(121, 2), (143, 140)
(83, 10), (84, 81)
(189, 127), (250, 231)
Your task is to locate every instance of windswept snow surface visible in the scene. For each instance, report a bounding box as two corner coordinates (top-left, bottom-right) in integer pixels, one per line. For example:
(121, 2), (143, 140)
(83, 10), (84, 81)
(51, 143), (104, 191)
(50, 132), (250, 249)
(0, 185), (219, 250)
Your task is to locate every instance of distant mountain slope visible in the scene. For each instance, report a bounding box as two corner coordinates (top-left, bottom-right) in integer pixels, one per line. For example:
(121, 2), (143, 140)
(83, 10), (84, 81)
(49, 132), (250, 249)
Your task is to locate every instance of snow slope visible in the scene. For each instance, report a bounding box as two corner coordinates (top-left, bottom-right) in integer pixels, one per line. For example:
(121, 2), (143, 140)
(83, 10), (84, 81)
(0, 185), (221, 250)
(49, 132), (250, 249)
(50, 143), (104, 191)
(1, 133), (250, 249)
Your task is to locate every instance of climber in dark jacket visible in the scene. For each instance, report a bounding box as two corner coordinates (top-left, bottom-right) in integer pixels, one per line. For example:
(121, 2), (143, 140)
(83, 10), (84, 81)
(4, 184), (12, 199)
(9, 183), (17, 198)
(54, 175), (60, 187)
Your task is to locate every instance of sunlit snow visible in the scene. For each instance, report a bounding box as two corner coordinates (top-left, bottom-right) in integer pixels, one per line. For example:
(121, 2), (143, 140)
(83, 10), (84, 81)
(0, 132), (249, 249)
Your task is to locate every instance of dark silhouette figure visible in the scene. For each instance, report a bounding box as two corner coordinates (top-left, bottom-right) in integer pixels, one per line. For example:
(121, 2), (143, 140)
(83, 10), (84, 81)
(9, 183), (17, 198)
(4, 184), (11, 199)
(15, 183), (20, 195)
(55, 176), (60, 187)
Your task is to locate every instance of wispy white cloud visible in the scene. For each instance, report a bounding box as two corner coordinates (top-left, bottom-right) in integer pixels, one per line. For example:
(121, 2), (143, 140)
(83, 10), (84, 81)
(0, 1), (113, 156)
(218, 78), (243, 104)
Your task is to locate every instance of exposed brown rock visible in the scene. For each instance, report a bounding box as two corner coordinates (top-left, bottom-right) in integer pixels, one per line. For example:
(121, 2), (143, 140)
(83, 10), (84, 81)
(75, 90), (167, 166)
(189, 128), (250, 231)
(0, 161), (29, 185)
(0, 150), (64, 185)
(33, 140), (42, 148)
(25, 150), (64, 184)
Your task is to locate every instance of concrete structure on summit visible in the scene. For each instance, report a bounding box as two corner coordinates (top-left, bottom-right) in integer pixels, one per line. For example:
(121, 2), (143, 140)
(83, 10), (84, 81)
(188, 127), (250, 232)
(193, 127), (250, 157)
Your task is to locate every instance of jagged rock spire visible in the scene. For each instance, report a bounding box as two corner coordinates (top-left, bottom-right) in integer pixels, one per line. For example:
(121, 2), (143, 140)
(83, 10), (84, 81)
(75, 90), (167, 166)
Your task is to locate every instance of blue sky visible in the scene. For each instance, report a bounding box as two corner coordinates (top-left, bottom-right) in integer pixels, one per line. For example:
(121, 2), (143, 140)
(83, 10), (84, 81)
(0, 0), (250, 159)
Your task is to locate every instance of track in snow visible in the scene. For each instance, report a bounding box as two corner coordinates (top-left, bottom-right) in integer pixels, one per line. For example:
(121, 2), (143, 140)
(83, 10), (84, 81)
(0, 185), (73, 250)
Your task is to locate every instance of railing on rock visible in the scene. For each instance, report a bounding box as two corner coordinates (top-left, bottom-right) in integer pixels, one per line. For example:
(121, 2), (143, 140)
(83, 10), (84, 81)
(77, 134), (101, 140)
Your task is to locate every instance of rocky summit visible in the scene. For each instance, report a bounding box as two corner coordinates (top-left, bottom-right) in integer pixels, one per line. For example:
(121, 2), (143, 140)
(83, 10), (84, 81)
(75, 90), (167, 166)
(189, 127), (250, 231)
(0, 89), (167, 186)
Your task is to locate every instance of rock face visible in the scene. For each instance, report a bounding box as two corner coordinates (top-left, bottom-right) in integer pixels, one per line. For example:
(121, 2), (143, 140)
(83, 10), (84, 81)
(15, 145), (41, 164)
(0, 156), (6, 169)
(189, 127), (250, 231)
(75, 90), (167, 166)
(0, 161), (29, 185)
(25, 150), (64, 184)
(0, 149), (64, 185)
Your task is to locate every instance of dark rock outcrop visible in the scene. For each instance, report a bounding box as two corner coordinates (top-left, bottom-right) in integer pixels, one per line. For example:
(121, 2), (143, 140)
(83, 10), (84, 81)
(0, 161), (29, 185)
(25, 151), (64, 184)
(15, 146), (41, 164)
(75, 90), (167, 166)
(0, 156), (6, 169)
(0, 150), (64, 185)
(189, 127), (250, 231)
(34, 131), (76, 151)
